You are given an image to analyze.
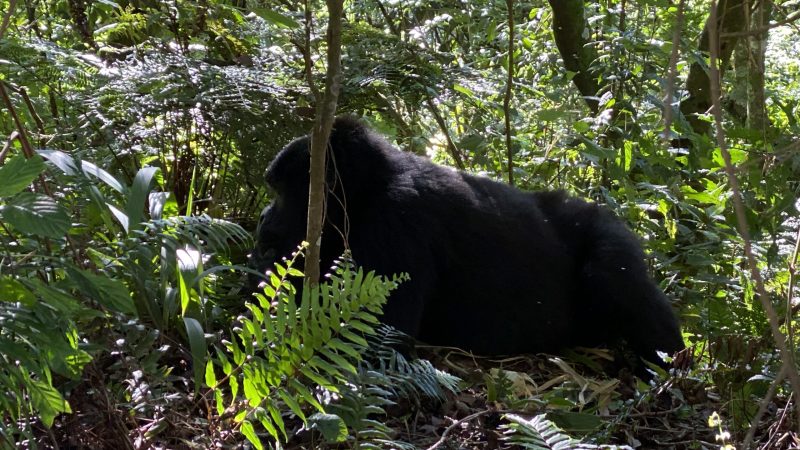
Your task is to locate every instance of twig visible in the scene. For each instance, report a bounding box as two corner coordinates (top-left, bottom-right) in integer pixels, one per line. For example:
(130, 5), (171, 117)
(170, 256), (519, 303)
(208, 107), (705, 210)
(503, 0), (515, 186)
(425, 409), (493, 450)
(662, 0), (685, 141)
(742, 361), (788, 449)
(425, 97), (465, 170)
(303, 0), (344, 283)
(707, 0), (800, 434)
(720, 8), (800, 37)
(302, 0), (320, 104)
(0, 0), (15, 39)
(1, 130), (18, 164)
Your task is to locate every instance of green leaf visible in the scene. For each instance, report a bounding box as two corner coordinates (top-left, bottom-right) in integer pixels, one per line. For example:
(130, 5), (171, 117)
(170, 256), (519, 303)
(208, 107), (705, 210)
(319, 348), (357, 375)
(308, 413), (347, 443)
(240, 420), (264, 450)
(0, 276), (37, 306)
(277, 388), (307, 423)
(66, 267), (134, 314)
(81, 160), (125, 193)
(38, 150), (79, 175)
(253, 8), (300, 28)
(267, 404), (288, 441)
(453, 83), (475, 98)
(29, 379), (71, 428)
(205, 360), (217, 388)
(125, 166), (159, 233)
(1, 193), (70, 238)
(537, 109), (567, 122)
(546, 410), (603, 434)
(184, 317), (207, 391)
(573, 121), (590, 133)
(0, 154), (45, 197)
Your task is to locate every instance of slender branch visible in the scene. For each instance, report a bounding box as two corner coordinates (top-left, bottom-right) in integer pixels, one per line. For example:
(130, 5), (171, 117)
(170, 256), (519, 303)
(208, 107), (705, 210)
(425, 410), (493, 450)
(721, 8), (800, 37)
(1, 131), (19, 165)
(662, 0), (685, 141)
(742, 362), (788, 448)
(424, 97), (465, 170)
(303, 0), (321, 104)
(0, 81), (36, 159)
(304, 0), (344, 283)
(503, 0), (515, 186)
(374, 0), (399, 36)
(0, 0), (16, 39)
(707, 0), (800, 433)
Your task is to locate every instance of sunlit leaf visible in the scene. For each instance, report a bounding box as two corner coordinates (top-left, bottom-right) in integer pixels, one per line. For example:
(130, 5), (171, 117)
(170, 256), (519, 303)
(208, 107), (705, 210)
(1, 193), (70, 238)
(0, 154), (45, 197)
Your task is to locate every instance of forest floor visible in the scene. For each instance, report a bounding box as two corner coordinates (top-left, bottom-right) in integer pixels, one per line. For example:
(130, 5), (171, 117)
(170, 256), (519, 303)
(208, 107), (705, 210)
(27, 346), (797, 449)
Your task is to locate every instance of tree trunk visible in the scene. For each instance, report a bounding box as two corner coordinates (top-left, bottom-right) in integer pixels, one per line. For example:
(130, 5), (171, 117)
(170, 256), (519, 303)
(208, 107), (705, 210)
(547, 0), (600, 114)
(679, 0), (746, 135)
(304, 0), (344, 284)
(747, 0), (770, 132)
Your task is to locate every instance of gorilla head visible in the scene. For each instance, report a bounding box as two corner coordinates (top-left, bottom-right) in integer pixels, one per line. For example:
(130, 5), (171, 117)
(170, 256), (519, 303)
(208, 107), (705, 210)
(251, 117), (684, 372)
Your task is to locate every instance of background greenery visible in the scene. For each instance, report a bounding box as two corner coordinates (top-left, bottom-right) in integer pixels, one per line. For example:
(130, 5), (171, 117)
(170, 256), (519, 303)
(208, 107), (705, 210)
(1, 0), (799, 448)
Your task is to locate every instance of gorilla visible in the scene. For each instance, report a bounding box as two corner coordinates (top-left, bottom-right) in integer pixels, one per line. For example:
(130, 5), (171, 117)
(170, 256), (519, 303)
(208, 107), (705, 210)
(251, 117), (684, 371)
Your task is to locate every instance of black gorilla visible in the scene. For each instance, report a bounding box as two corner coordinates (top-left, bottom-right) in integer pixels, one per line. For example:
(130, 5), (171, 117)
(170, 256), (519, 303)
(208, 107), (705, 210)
(251, 117), (684, 369)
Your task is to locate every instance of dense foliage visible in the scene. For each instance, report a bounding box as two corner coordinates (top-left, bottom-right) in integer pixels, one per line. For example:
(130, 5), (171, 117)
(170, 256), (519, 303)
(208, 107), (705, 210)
(1, 0), (799, 448)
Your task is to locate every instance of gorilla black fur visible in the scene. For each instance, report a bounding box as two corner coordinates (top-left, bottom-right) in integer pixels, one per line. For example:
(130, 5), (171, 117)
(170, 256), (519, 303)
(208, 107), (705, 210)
(251, 117), (684, 369)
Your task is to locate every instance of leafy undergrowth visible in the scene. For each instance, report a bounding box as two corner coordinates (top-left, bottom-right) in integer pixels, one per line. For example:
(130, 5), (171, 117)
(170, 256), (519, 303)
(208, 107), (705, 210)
(22, 337), (796, 449)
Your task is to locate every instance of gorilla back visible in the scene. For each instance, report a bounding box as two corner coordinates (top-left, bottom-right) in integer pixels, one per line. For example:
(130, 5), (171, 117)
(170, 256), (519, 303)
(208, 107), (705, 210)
(251, 117), (684, 369)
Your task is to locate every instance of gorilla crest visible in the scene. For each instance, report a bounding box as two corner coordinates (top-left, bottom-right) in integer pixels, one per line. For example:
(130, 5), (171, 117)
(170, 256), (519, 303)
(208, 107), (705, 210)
(251, 117), (684, 370)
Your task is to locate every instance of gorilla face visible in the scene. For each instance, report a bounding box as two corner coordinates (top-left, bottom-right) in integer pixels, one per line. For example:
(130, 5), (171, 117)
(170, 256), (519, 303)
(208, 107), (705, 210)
(249, 135), (313, 280)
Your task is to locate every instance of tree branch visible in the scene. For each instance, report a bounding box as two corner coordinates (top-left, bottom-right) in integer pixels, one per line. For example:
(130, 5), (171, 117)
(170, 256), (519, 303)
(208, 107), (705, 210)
(504, 0), (515, 186)
(304, 0), (344, 283)
(707, 0), (800, 433)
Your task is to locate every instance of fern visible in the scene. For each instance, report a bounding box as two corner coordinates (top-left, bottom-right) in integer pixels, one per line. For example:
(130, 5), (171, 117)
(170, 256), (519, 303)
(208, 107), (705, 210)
(502, 414), (629, 450)
(207, 255), (406, 448)
(322, 325), (461, 449)
(363, 325), (461, 403)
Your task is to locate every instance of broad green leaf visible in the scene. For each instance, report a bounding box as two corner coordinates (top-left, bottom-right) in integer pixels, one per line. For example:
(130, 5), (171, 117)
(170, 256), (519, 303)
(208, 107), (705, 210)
(453, 83), (474, 98)
(29, 379), (71, 428)
(125, 166), (159, 233)
(81, 160), (125, 193)
(66, 267), (134, 314)
(183, 317), (207, 391)
(24, 279), (87, 315)
(38, 150), (79, 175)
(0, 154), (45, 197)
(1, 193), (70, 238)
(253, 8), (300, 28)
(107, 202), (129, 232)
(148, 192), (169, 220)
(546, 410), (604, 434)
(240, 420), (263, 450)
(307, 413), (347, 443)
(537, 109), (567, 122)
(573, 120), (590, 133)
(0, 276), (37, 306)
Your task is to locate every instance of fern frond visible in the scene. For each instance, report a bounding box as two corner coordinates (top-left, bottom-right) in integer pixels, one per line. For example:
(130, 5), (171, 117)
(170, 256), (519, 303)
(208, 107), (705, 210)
(502, 414), (628, 450)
